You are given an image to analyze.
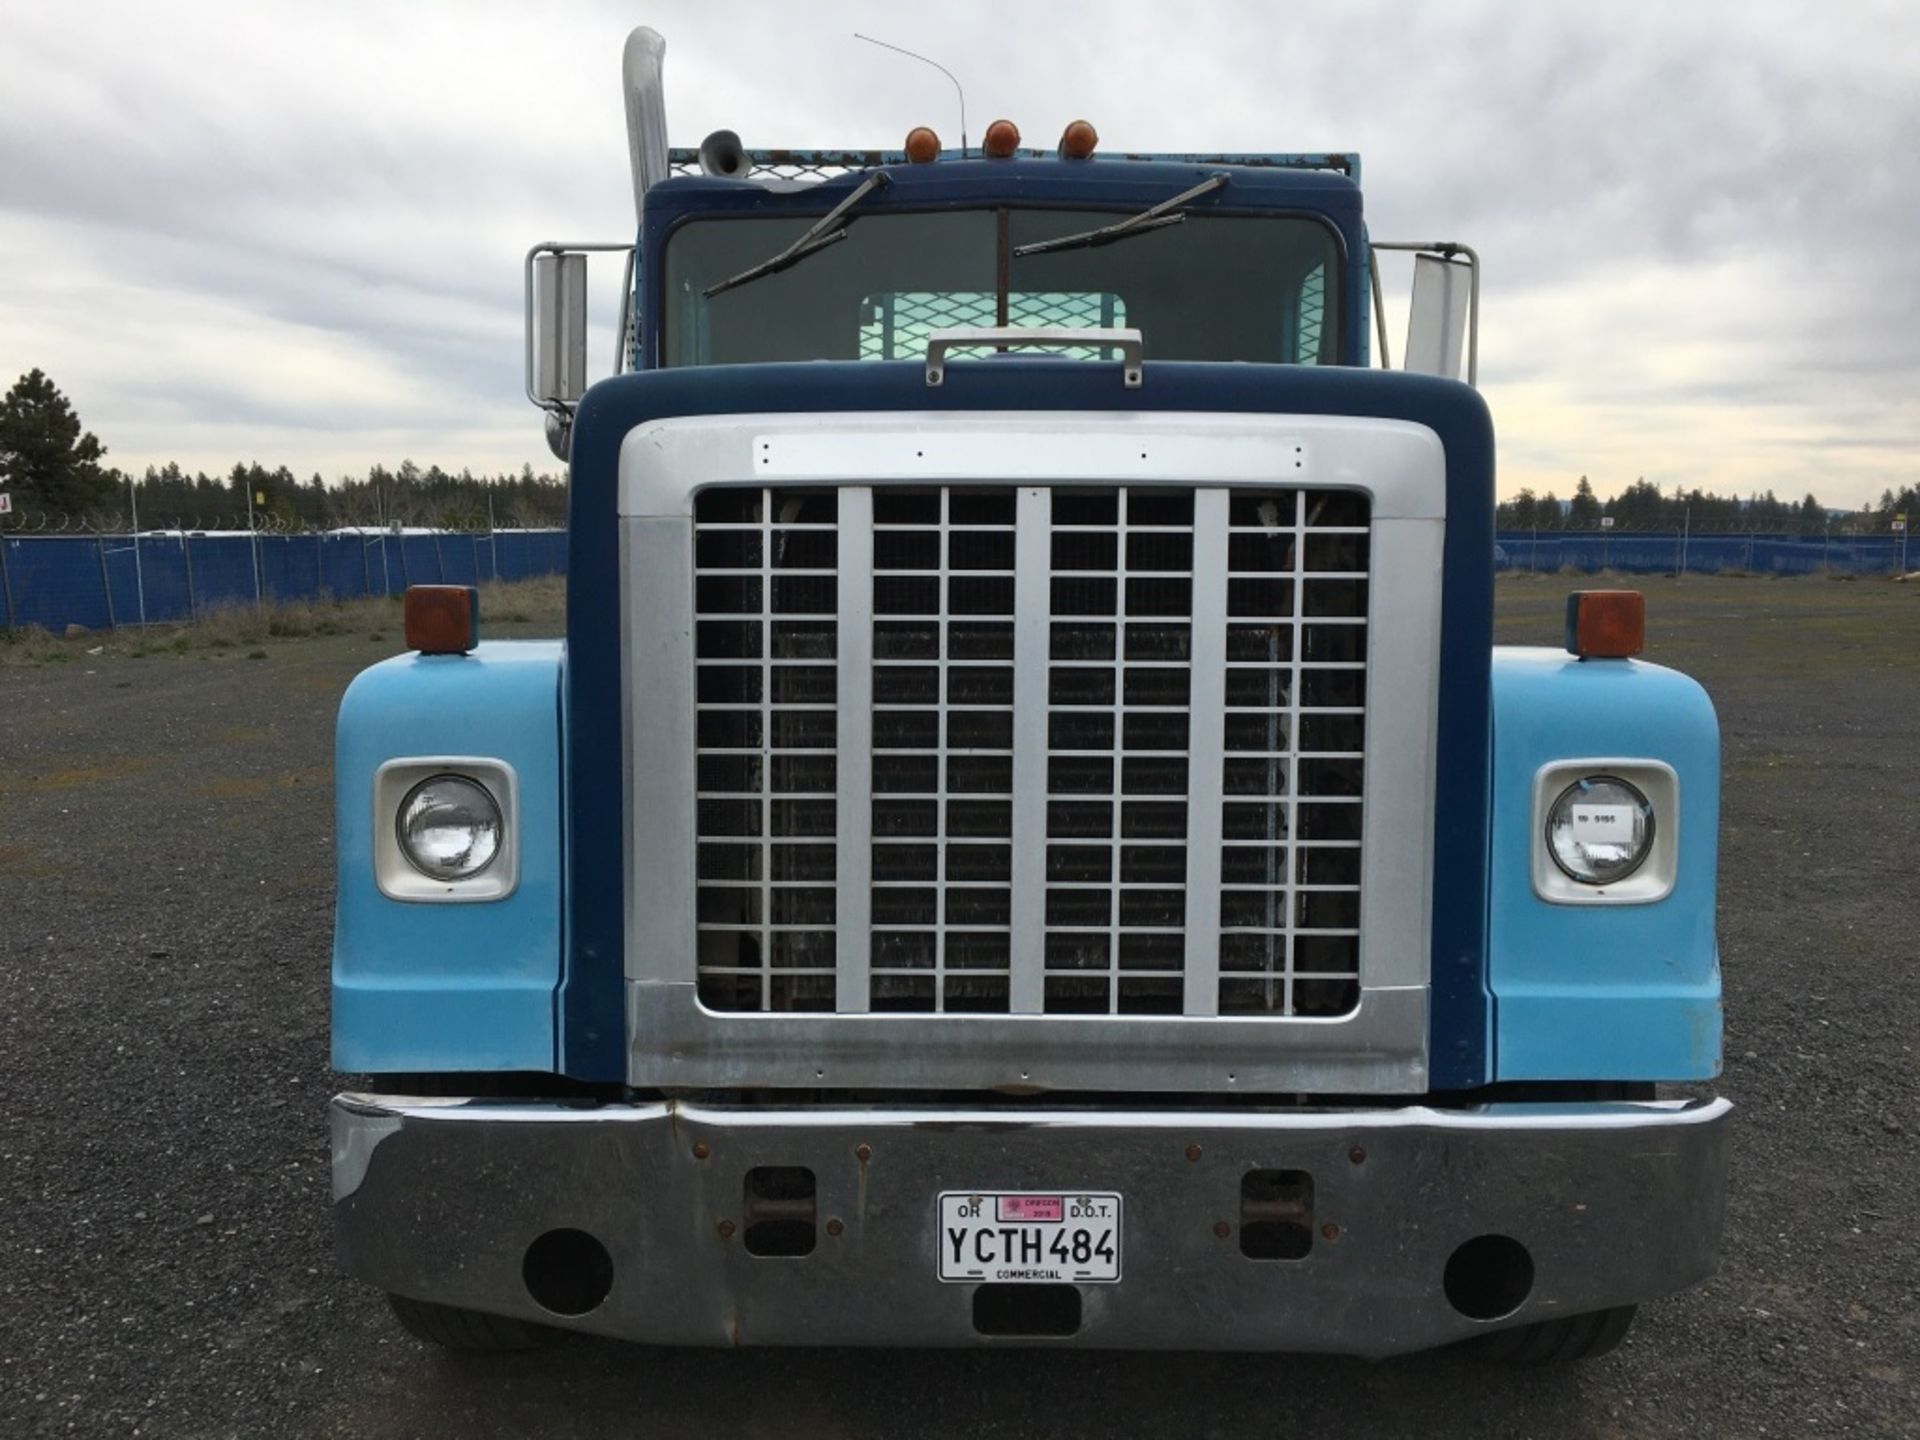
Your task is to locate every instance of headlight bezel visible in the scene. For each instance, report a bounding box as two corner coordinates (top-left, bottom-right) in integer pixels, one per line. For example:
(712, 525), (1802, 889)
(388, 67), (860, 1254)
(1529, 758), (1678, 906)
(372, 756), (521, 902)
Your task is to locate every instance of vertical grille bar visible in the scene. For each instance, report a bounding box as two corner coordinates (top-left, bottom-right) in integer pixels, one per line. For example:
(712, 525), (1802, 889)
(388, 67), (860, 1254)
(1182, 488), (1230, 1016)
(1008, 486), (1052, 1014)
(1279, 489), (1307, 1018)
(835, 487), (874, 1013)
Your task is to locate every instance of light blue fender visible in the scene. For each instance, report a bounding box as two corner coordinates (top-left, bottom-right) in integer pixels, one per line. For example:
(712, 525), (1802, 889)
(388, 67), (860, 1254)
(332, 641), (565, 1073)
(1488, 647), (1721, 1080)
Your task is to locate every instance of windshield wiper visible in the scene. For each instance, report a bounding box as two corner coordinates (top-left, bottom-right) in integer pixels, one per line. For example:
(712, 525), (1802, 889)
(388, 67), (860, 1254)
(1011, 172), (1230, 258)
(702, 171), (893, 299)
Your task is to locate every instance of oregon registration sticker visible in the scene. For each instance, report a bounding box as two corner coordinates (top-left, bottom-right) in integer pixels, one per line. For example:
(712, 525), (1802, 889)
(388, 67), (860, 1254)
(936, 1191), (1123, 1284)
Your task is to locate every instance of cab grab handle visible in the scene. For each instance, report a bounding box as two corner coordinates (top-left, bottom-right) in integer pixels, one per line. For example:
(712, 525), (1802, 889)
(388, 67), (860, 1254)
(924, 326), (1144, 388)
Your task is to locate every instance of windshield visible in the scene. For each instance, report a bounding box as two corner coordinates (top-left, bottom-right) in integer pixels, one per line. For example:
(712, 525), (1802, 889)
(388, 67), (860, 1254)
(660, 206), (1340, 368)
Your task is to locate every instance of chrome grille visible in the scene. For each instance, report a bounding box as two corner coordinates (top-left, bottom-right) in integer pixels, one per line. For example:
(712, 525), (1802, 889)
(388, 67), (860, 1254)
(691, 484), (1370, 1019)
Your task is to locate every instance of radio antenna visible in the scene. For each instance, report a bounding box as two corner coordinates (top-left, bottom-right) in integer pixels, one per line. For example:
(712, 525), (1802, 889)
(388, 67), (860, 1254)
(853, 33), (968, 156)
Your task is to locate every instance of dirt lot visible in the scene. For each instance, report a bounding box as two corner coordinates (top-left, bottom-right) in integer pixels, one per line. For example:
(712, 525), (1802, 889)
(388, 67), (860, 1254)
(1, 575), (1915, 1438)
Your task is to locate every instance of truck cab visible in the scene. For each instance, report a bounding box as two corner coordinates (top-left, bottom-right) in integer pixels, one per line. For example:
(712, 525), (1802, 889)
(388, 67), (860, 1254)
(330, 29), (1726, 1359)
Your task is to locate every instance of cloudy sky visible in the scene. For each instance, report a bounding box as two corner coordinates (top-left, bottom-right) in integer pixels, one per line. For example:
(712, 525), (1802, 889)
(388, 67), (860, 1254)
(2, 0), (1914, 505)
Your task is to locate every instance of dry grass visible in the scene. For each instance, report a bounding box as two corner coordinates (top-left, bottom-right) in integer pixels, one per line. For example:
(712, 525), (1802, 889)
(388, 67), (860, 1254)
(0, 575), (567, 666)
(1494, 572), (1920, 675)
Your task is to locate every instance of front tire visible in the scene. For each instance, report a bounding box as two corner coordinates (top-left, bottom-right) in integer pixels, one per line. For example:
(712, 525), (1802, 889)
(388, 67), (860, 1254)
(1469, 1305), (1637, 1363)
(386, 1294), (558, 1352)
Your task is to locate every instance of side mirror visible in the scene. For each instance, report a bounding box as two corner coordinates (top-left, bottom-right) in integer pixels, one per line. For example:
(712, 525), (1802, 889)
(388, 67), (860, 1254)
(523, 242), (636, 459)
(531, 252), (589, 406)
(1404, 252), (1473, 382)
(1368, 241), (1480, 386)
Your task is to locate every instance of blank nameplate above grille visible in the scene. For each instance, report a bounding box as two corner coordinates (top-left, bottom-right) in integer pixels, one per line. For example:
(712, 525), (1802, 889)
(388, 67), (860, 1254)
(692, 483), (1369, 1020)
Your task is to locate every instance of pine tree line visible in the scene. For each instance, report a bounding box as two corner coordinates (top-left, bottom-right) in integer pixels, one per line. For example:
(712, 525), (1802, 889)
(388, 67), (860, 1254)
(1498, 476), (1913, 534)
(0, 369), (565, 531)
(9, 367), (1910, 537)
(122, 460), (567, 532)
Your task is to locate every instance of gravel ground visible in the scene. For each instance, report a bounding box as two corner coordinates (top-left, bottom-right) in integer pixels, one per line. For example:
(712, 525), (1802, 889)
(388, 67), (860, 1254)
(1, 576), (1915, 1438)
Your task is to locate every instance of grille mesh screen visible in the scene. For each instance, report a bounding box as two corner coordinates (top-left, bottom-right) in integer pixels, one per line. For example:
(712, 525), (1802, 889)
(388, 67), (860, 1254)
(1043, 489), (1195, 1015)
(870, 490), (1017, 1011)
(692, 484), (1369, 1019)
(694, 489), (840, 1012)
(858, 292), (1128, 363)
(1216, 490), (1369, 1016)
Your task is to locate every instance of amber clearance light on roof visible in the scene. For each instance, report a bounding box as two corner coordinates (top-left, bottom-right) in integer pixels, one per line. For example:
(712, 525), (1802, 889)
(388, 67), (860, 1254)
(982, 118), (1021, 158)
(1058, 119), (1099, 160)
(904, 126), (941, 163)
(405, 585), (480, 656)
(1564, 590), (1645, 660)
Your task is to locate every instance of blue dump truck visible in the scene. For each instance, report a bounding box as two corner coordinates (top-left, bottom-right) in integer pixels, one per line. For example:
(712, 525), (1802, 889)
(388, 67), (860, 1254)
(329, 28), (1727, 1359)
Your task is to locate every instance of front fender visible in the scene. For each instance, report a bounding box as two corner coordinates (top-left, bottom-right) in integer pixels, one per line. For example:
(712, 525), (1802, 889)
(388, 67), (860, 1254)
(1488, 647), (1721, 1081)
(332, 641), (565, 1074)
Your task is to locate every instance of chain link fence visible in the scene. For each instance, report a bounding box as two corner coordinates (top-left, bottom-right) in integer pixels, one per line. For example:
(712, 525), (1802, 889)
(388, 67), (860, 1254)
(0, 529), (565, 632)
(12, 522), (1902, 630)
(1497, 530), (1912, 577)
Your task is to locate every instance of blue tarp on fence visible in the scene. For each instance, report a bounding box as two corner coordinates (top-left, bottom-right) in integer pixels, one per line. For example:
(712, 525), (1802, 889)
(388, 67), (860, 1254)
(0, 530), (567, 632)
(1496, 531), (1910, 577)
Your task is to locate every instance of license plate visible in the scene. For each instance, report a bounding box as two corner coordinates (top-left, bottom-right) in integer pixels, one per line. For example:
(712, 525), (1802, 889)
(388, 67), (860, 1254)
(936, 1191), (1123, 1284)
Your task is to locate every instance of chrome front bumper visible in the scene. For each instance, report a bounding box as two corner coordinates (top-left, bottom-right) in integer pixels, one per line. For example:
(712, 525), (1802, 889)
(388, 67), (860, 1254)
(332, 1094), (1730, 1356)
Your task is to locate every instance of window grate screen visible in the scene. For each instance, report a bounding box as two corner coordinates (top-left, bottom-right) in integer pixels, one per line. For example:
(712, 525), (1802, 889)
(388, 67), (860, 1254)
(859, 292), (1127, 362)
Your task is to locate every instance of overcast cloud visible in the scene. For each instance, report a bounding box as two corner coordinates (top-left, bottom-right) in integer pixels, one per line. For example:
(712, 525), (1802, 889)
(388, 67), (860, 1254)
(2, 0), (1915, 505)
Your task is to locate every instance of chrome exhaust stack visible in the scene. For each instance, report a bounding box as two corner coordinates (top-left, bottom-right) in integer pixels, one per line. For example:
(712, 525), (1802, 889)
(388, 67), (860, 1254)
(622, 27), (670, 228)
(524, 27), (662, 459)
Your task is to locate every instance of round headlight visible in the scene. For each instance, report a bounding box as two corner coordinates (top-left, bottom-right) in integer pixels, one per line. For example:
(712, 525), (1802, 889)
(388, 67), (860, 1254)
(1546, 776), (1654, 885)
(397, 775), (502, 881)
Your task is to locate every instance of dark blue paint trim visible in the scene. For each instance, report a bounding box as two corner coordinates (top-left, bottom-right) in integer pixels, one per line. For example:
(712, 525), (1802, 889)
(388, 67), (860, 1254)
(637, 158), (1368, 375)
(646, 158), (1362, 211)
(562, 361), (1493, 1086)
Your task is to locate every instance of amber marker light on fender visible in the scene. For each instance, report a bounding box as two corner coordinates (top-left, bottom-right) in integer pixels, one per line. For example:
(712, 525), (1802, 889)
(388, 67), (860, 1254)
(1564, 590), (1645, 659)
(405, 585), (479, 655)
